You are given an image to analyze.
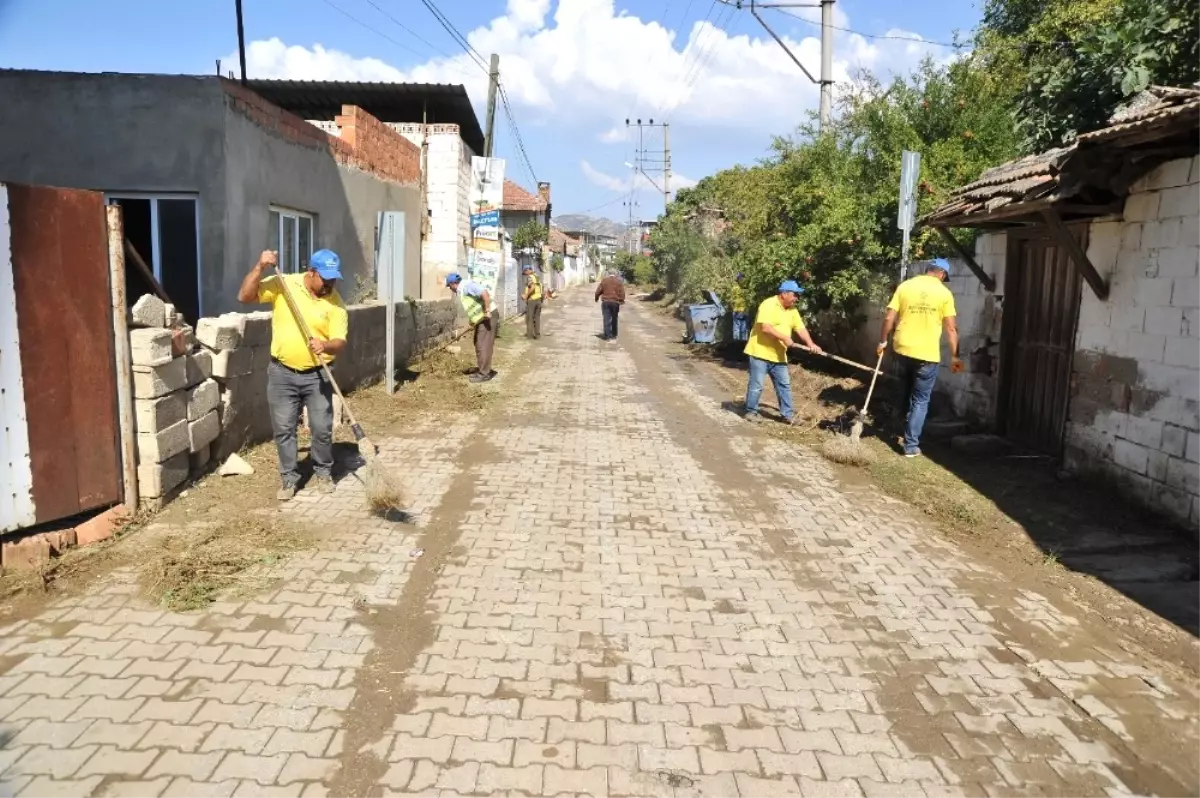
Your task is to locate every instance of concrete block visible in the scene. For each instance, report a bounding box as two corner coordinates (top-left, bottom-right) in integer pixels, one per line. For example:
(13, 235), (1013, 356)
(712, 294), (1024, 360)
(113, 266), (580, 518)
(134, 392), (186, 434)
(1, 536), (52, 570)
(1159, 185), (1200, 219)
(1134, 277), (1173, 307)
(211, 347), (254, 379)
(1162, 423), (1189, 458)
(242, 312), (273, 346)
(1184, 308), (1199, 338)
(129, 328), (173, 367)
(1144, 219), (1183, 250)
(1147, 449), (1170, 482)
(190, 443), (211, 474)
(163, 303), (178, 328)
(196, 317), (241, 351)
(1191, 156), (1200, 185)
(1109, 304), (1145, 332)
(185, 350), (214, 387)
(1123, 191), (1161, 223)
(1159, 247), (1200, 279)
(1076, 324), (1112, 352)
(1120, 223), (1142, 252)
(1180, 213), (1199, 249)
(1148, 158), (1194, 191)
(1164, 336), (1199, 369)
(137, 418), (188, 463)
(188, 410), (220, 453)
(1124, 331), (1165, 362)
(1123, 416), (1163, 449)
(1113, 438), (1151, 475)
(137, 450), (189, 499)
(1155, 483), (1194, 522)
(1171, 277), (1199, 308)
(133, 357), (188, 399)
(186, 379), (220, 421)
(1166, 456), (1199, 494)
(1144, 307), (1184, 337)
(1187, 431), (1200, 463)
(251, 345), (271, 371)
(75, 505), (128, 547)
(131, 294), (167, 328)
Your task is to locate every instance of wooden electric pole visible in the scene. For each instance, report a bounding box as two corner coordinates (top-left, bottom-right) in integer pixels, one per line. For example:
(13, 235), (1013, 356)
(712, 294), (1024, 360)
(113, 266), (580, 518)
(235, 0), (247, 86)
(483, 54), (500, 157)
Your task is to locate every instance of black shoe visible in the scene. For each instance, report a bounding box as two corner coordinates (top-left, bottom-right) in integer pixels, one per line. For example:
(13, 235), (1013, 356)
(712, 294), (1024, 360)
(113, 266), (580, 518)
(469, 373), (489, 383)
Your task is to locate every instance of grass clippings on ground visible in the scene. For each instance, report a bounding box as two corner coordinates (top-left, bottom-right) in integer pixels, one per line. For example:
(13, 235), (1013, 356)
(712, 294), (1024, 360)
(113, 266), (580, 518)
(820, 434), (879, 466)
(140, 517), (314, 612)
(362, 461), (407, 516)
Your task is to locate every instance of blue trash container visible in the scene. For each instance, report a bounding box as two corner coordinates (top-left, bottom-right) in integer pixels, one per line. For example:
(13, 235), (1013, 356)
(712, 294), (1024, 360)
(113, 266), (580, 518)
(684, 290), (726, 344)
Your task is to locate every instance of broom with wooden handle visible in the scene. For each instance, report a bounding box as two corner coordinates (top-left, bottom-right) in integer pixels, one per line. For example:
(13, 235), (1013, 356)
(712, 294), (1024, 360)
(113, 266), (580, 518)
(271, 264), (376, 462)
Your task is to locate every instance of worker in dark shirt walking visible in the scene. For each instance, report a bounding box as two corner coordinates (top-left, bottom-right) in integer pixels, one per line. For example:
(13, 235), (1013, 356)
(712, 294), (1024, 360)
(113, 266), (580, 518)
(595, 270), (626, 340)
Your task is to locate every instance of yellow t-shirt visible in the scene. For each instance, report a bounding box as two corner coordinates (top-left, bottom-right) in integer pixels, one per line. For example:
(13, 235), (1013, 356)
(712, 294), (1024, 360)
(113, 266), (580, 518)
(525, 274), (543, 301)
(887, 274), (956, 363)
(744, 296), (806, 363)
(258, 273), (349, 370)
(730, 284), (747, 313)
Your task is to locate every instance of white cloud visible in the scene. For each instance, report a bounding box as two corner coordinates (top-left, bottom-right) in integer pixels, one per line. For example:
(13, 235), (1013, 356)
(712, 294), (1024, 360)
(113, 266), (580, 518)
(581, 160), (697, 193)
(234, 0), (954, 132)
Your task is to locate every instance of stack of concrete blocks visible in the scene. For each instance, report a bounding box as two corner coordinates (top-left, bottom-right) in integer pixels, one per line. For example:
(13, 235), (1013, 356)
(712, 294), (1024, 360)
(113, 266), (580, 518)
(129, 298), (221, 506)
(201, 311), (275, 461)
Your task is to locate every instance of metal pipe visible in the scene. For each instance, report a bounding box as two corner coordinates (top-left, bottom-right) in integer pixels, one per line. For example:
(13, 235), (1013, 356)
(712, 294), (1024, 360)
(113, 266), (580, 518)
(106, 205), (138, 512)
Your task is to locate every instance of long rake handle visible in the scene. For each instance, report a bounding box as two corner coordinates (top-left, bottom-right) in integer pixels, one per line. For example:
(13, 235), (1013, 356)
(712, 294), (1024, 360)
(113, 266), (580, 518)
(271, 266), (367, 438)
(860, 349), (886, 416)
(797, 347), (881, 376)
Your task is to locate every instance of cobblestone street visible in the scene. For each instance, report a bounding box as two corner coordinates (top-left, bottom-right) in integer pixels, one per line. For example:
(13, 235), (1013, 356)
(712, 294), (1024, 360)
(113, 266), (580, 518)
(1, 291), (1197, 798)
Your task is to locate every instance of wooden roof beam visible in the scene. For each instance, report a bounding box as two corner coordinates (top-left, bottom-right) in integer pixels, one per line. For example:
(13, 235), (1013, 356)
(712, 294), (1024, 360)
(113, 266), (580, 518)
(933, 226), (996, 292)
(1040, 208), (1110, 300)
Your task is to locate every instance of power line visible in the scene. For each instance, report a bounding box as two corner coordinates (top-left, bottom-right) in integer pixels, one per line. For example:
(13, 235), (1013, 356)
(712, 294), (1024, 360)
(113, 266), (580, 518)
(771, 7), (959, 48)
(659, 0), (733, 119)
(560, 195), (629, 216)
(360, 0), (457, 60)
(416, 0), (489, 70)
(499, 84), (539, 186)
(319, 0), (433, 61)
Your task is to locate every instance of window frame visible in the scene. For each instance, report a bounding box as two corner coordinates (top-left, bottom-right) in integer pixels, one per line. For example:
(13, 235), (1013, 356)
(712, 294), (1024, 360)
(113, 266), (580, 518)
(104, 192), (203, 316)
(269, 206), (316, 274)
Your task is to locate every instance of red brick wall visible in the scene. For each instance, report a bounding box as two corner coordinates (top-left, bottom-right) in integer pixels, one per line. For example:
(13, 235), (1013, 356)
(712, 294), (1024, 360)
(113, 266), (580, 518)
(335, 105), (422, 186)
(221, 80), (421, 187)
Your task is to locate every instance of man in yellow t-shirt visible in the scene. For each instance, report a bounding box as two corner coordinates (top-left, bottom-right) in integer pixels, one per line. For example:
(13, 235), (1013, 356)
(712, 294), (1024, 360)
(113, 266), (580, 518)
(742, 280), (824, 423)
(878, 258), (964, 458)
(522, 265), (544, 339)
(238, 248), (348, 501)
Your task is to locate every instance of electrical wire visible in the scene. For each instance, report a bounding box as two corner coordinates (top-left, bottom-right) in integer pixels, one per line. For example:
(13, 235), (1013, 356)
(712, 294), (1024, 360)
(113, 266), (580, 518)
(770, 7), (959, 48)
(499, 83), (539, 186)
(416, 0), (489, 71)
(360, 0), (457, 60)
(319, 0), (435, 61)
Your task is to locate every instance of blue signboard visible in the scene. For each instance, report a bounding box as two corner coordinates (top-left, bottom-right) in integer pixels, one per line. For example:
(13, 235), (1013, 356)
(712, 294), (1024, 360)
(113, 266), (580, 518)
(471, 209), (500, 229)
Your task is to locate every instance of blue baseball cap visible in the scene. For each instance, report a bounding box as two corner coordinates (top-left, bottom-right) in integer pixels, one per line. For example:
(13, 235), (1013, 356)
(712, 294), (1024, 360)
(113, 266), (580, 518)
(735, 272), (745, 281)
(310, 249), (342, 281)
(778, 280), (802, 294)
(445, 272), (462, 286)
(930, 257), (952, 277)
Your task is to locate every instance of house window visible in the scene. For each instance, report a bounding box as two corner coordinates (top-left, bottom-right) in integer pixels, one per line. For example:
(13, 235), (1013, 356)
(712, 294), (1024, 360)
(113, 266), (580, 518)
(269, 207), (315, 274)
(106, 194), (202, 321)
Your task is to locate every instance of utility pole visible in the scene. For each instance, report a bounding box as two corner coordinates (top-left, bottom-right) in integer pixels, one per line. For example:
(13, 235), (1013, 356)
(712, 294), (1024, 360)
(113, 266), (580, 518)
(483, 53), (500, 157)
(234, 0), (247, 86)
(717, 0), (834, 132)
(625, 118), (671, 211)
(819, 0), (833, 128)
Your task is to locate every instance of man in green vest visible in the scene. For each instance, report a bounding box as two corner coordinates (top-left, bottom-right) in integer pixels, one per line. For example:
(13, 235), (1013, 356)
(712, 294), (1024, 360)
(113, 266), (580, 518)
(446, 272), (495, 383)
(522, 265), (544, 339)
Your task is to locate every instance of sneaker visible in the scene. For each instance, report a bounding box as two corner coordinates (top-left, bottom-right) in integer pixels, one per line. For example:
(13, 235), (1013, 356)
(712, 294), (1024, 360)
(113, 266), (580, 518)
(743, 411), (764, 423)
(311, 474), (334, 495)
(469, 373), (489, 384)
(904, 448), (922, 458)
(277, 483), (296, 502)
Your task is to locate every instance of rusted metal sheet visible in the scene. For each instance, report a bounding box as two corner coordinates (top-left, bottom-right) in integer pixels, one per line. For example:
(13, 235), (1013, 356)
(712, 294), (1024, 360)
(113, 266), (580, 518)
(7, 184), (122, 524)
(999, 228), (1085, 454)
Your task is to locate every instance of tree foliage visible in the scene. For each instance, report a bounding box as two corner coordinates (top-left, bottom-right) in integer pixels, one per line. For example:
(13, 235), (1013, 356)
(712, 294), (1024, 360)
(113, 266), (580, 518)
(511, 220), (548, 254)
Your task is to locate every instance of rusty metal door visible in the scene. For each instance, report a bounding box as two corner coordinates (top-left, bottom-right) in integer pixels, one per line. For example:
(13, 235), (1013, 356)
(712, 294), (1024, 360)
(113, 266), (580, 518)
(999, 228), (1085, 454)
(7, 184), (122, 526)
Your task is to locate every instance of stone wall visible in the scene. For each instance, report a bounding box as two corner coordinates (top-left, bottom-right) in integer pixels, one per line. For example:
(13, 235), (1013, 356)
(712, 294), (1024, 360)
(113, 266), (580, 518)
(1064, 156), (1199, 528)
(129, 294), (463, 506)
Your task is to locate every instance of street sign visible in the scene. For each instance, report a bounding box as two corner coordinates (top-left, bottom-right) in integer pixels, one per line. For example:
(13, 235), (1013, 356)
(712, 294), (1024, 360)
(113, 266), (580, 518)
(471, 209), (500, 229)
(897, 150), (921, 231)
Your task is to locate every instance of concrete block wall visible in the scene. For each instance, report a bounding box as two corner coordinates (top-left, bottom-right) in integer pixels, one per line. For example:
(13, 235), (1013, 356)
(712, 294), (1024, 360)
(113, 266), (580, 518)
(127, 295), (463, 507)
(1064, 155), (1200, 528)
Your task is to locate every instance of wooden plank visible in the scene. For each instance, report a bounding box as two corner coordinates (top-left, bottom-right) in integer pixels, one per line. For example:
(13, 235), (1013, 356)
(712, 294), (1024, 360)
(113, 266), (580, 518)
(934, 226), (996, 292)
(1040, 208), (1109, 300)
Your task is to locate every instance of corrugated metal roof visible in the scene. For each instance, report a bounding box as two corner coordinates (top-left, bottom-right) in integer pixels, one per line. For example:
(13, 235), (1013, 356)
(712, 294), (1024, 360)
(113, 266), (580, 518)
(243, 79), (485, 155)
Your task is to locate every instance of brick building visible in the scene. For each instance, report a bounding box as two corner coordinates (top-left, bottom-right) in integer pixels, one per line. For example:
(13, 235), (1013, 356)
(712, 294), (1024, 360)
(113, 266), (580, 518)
(0, 71), (476, 317)
(920, 86), (1200, 528)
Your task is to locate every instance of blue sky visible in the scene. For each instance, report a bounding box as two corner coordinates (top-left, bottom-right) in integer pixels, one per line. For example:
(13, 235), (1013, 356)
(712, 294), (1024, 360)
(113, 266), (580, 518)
(0, 0), (984, 221)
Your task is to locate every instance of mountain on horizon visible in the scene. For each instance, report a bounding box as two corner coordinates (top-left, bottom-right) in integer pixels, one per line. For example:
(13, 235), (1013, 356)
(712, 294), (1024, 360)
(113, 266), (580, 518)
(553, 214), (629, 238)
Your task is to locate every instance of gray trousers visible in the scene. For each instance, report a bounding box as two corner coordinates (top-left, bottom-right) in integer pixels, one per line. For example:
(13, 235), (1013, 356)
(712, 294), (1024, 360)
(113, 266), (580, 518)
(267, 360), (334, 486)
(526, 299), (543, 338)
(474, 315), (496, 375)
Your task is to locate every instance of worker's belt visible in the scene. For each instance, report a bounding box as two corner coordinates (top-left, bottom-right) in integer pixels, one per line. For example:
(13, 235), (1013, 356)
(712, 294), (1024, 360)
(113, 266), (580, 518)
(271, 357), (323, 375)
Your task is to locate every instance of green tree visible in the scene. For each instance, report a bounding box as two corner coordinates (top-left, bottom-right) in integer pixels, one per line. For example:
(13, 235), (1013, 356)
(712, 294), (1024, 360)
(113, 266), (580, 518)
(511, 220), (548, 254)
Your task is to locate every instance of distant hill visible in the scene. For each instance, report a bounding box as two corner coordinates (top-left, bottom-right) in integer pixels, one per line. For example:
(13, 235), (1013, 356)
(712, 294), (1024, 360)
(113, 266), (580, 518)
(553, 214), (628, 238)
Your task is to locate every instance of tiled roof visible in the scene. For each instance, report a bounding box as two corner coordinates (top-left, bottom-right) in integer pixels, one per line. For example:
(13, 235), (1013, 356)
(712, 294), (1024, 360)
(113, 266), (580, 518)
(503, 180), (547, 212)
(924, 85), (1200, 227)
(548, 228), (582, 252)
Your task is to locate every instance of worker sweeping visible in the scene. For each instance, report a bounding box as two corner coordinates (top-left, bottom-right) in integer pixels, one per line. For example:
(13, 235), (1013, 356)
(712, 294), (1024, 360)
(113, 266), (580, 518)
(522, 265), (544, 339)
(877, 257), (964, 458)
(742, 280), (824, 423)
(238, 249), (347, 501)
(446, 272), (496, 382)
